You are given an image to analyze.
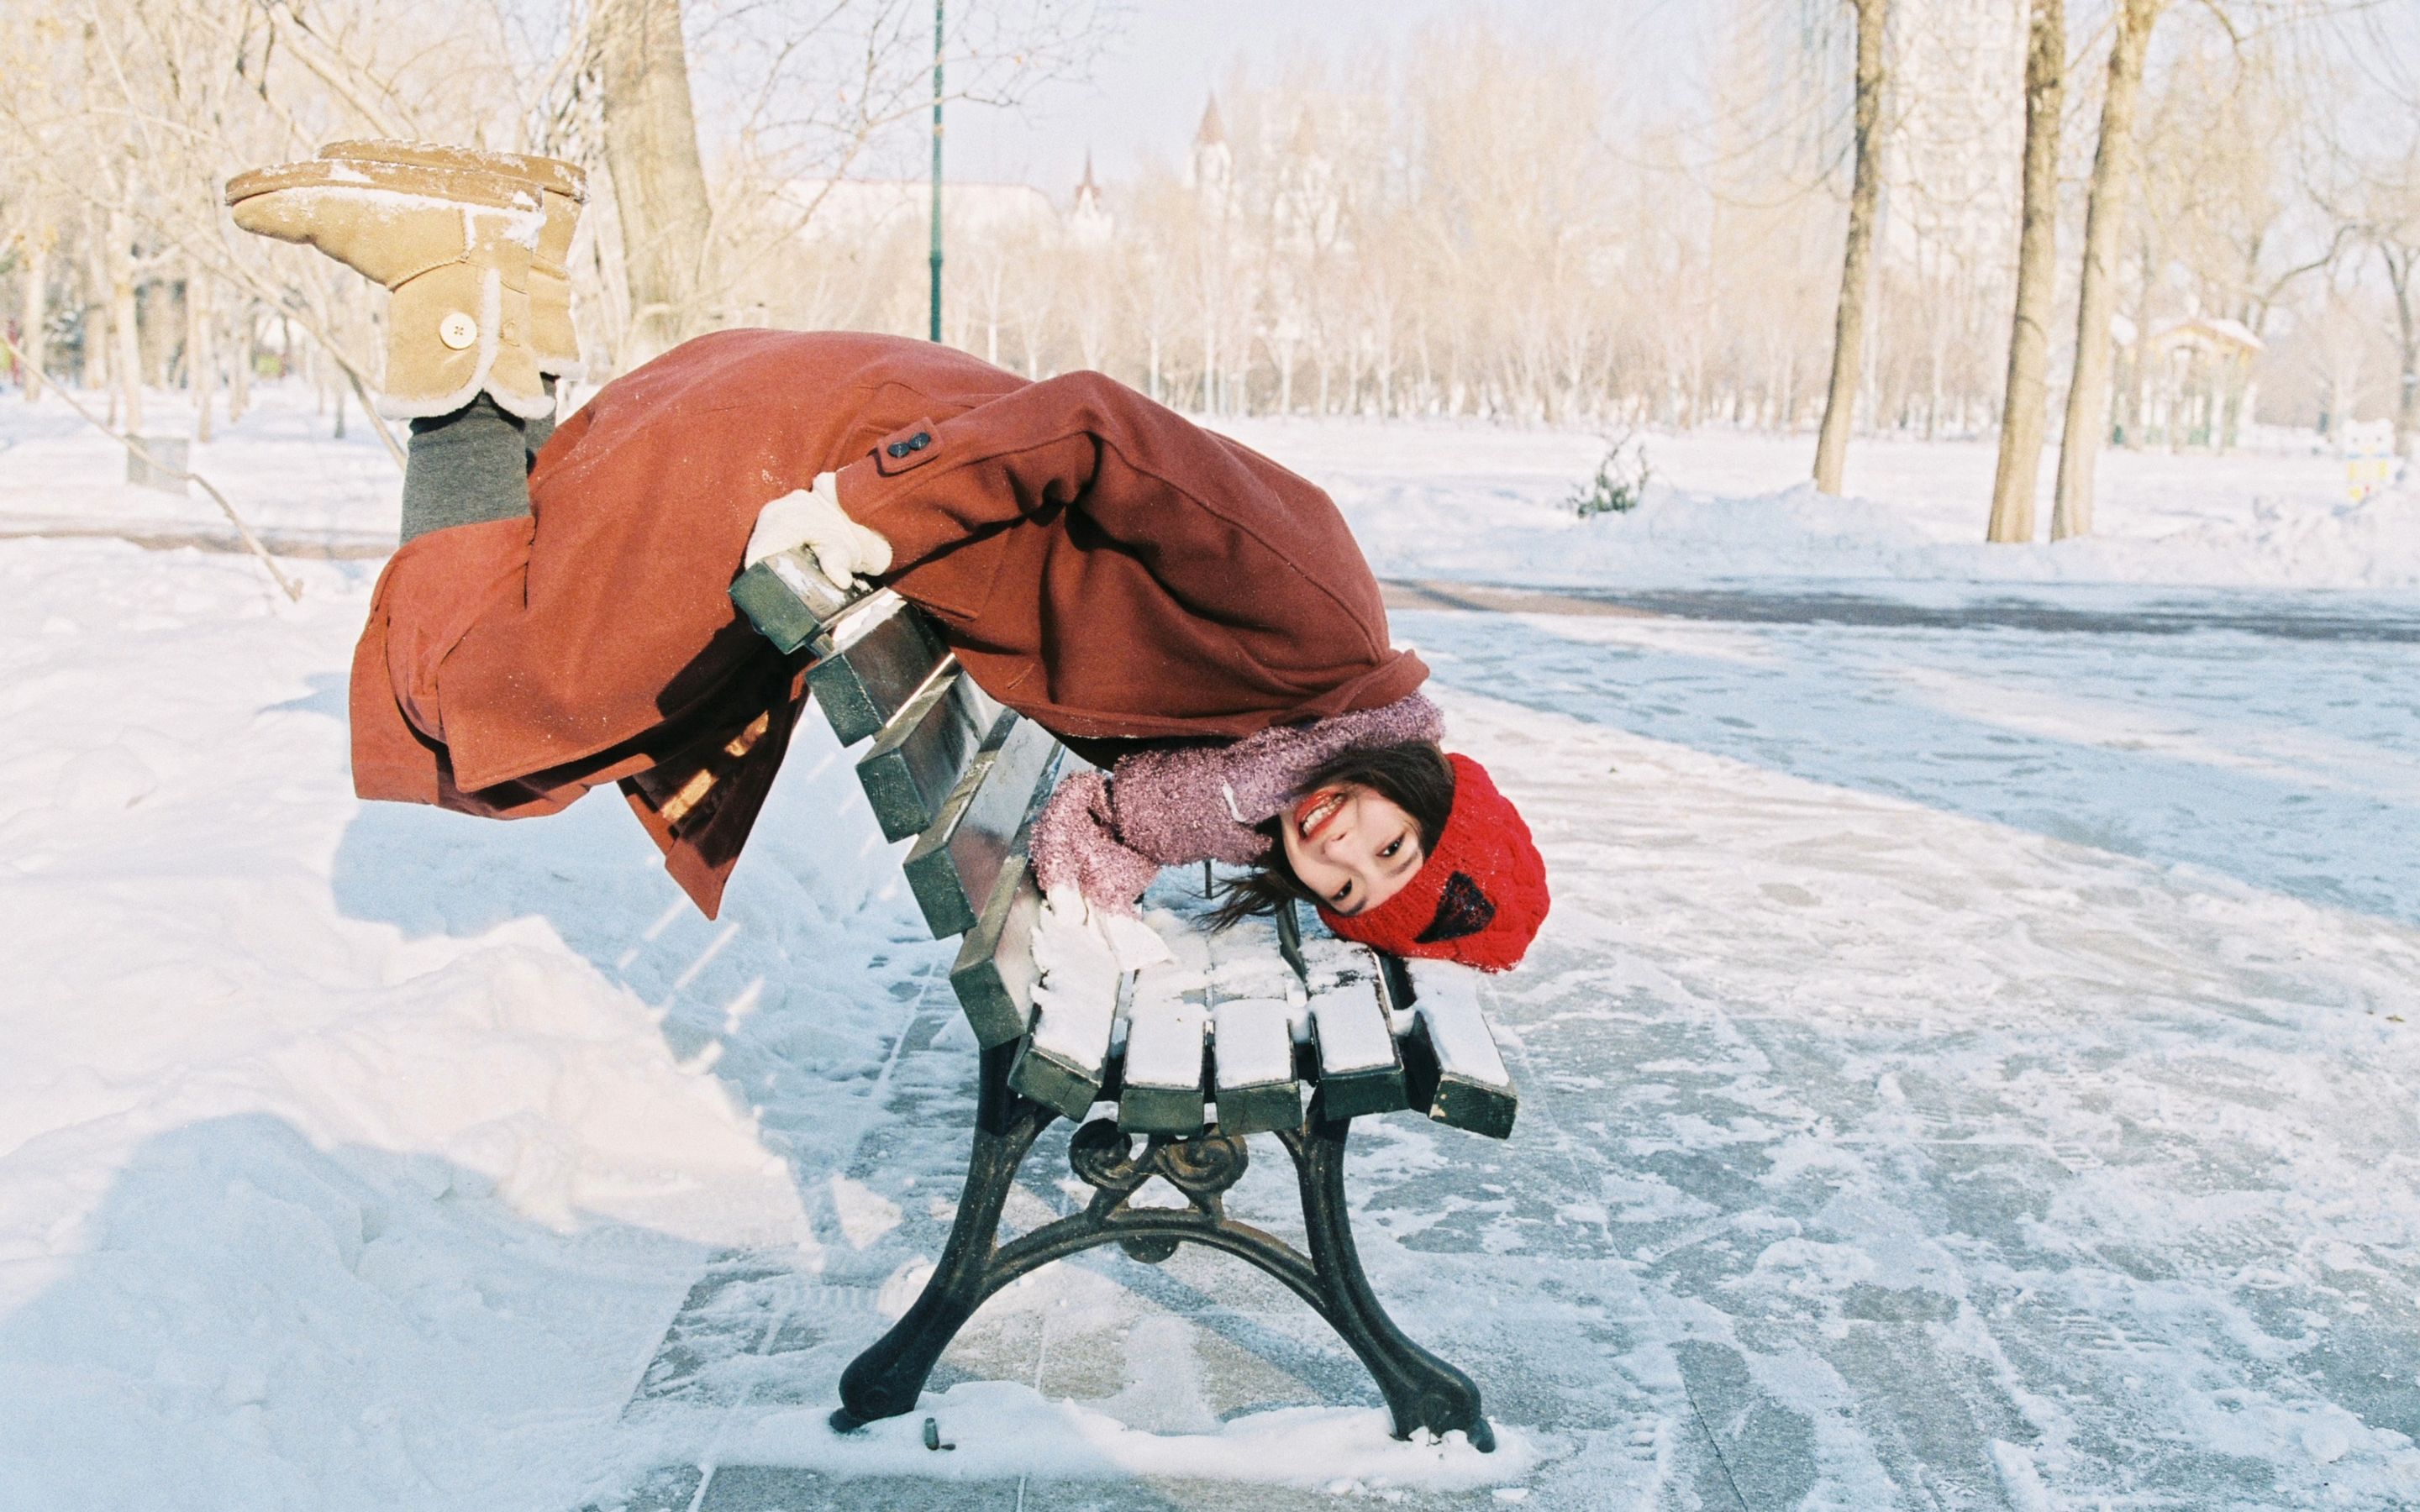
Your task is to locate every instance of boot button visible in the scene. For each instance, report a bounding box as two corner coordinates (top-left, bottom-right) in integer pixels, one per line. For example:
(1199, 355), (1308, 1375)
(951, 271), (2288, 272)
(439, 312), (479, 349)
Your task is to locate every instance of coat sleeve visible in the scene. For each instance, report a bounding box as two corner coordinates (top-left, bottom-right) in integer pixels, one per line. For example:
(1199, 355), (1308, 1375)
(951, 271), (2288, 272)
(827, 370), (1392, 664)
(1106, 693), (1446, 867)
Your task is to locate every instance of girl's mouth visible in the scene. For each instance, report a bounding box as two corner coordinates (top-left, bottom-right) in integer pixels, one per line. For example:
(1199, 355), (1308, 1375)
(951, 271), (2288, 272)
(1294, 790), (1345, 842)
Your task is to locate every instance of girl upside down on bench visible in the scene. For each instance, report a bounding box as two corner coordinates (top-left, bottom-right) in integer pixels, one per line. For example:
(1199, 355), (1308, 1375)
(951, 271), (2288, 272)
(227, 142), (1548, 972)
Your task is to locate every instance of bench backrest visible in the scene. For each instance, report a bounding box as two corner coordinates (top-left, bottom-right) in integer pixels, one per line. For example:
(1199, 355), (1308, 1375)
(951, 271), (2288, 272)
(732, 549), (1516, 1140)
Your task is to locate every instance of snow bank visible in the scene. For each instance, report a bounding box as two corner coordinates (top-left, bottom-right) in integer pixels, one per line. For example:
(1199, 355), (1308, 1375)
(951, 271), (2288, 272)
(1217, 416), (2420, 595)
(0, 533), (918, 1509)
(7, 390), (2417, 595)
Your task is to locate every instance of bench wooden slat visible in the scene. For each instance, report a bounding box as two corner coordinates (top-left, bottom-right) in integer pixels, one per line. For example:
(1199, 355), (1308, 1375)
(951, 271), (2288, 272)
(1008, 911), (1128, 1118)
(1307, 950), (1408, 1120)
(1119, 970), (1208, 1136)
(949, 854), (1044, 1048)
(856, 659), (1002, 843)
(1210, 996), (1302, 1135)
(905, 713), (1062, 938)
(1011, 963), (1123, 1120)
(1397, 960), (1519, 1140)
(729, 548), (854, 656)
(808, 592), (950, 746)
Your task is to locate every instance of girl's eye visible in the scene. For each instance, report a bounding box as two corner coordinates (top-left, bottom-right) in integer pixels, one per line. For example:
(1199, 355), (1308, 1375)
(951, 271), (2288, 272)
(1331, 880), (1353, 904)
(1381, 836), (1403, 859)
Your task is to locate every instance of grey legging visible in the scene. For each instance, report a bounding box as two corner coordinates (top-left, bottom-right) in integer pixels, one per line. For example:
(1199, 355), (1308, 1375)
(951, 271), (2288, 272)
(397, 383), (552, 543)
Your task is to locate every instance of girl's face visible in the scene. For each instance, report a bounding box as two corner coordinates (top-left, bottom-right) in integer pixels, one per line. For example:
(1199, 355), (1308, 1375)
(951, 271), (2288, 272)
(1279, 782), (1425, 916)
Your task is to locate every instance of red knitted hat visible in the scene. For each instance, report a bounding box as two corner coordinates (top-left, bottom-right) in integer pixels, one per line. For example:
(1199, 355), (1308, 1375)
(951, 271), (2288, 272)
(1318, 753), (1549, 972)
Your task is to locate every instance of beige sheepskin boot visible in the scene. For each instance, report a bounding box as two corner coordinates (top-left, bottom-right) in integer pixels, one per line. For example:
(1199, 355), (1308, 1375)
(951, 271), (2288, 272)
(224, 155), (553, 421)
(318, 141), (587, 380)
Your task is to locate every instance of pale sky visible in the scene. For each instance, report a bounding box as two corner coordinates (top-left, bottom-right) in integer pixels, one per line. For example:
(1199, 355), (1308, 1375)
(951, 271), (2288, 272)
(942, 0), (1679, 197)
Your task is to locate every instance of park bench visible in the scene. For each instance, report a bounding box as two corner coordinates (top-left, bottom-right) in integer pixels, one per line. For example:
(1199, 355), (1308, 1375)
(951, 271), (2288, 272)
(729, 549), (1523, 1450)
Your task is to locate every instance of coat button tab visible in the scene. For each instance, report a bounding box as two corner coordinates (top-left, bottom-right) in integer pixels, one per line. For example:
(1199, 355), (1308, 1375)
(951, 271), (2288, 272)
(886, 441), (913, 458)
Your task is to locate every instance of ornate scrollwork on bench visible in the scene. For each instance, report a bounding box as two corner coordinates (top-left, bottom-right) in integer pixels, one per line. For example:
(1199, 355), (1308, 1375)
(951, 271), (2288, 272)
(1067, 1119), (1251, 1259)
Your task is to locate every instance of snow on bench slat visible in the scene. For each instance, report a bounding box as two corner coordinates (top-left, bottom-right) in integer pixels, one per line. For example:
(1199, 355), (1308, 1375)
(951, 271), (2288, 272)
(1211, 996), (1295, 1088)
(729, 546), (854, 654)
(1296, 935), (1395, 1020)
(1307, 980), (1395, 1074)
(1122, 982), (1207, 1089)
(1401, 959), (1518, 1140)
(1406, 961), (1512, 1090)
(1307, 953), (1408, 1118)
(1010, 898), (1128, 1120)
(1119, 965), (1208, 1135)
(1210, 996), (1302, 1136)
(826, 586), (908, 651)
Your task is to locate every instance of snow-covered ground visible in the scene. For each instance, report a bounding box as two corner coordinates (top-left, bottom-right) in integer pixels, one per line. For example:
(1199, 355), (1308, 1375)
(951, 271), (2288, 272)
(1217, 416), (2420, 597)
(3, 388), (2419, 1508)
(8, 387), (2417, 596)
(0, 390), (397, 543)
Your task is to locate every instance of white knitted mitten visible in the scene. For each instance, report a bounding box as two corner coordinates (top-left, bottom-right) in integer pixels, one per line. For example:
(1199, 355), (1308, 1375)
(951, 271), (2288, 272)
(743, 471), (894, 590)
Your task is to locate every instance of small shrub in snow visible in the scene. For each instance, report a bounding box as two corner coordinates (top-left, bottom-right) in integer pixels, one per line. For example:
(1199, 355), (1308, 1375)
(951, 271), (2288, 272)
(1572, 432), (1651, 517)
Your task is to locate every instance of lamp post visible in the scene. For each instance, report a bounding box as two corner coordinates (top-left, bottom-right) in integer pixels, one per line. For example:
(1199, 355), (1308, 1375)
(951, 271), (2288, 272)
(929, 1), (944, 344)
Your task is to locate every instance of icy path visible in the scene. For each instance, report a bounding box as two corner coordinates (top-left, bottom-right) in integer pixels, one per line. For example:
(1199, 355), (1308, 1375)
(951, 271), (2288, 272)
(1399, 606), (2420, 1507)
(3, 533), (2419, 1508)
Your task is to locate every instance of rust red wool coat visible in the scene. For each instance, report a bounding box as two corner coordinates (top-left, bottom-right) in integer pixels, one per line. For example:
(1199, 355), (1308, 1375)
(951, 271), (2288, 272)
(352, 329), (1428, 915)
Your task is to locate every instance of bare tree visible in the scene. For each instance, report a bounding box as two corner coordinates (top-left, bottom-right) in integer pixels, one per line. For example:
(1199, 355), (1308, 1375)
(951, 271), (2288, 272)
(1812, 0), (1890, 496)
(2375, 210), (2420, 459)
(15, 212), (50, 402)
(187, 261), (214, 442)
(1986, 0), (2064, 543)
(2328, 139), (2420, 458)
(597, 0), (713, 365)
(2052, 0), (2166, 541)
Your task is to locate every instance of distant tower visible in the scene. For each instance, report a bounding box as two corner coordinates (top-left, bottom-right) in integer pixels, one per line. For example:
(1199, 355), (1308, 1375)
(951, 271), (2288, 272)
(1185, 94), (1233, 207)
(1071, 150), (1113, 246)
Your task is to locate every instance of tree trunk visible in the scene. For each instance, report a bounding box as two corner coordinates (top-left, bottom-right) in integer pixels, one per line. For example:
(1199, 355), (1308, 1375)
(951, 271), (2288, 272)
(188, 268), (214, 443)
(597, 0), (713, 367)
(1813, 0), (1890, 496)
(108, 210), (143, 435)
(229, 304), (253, 422)
(19, 220), (49, 402)
(82, 305), (107, 392)
(2052, 0), (2163, 541)
(1986, 0), (2064, 544)
(2122, 224), (2158, 447)
(2386, 247), (2419, 462)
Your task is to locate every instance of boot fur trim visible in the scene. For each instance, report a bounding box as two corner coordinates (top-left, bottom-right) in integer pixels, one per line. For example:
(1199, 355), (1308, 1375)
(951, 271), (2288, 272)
(374, 267), (555, 423)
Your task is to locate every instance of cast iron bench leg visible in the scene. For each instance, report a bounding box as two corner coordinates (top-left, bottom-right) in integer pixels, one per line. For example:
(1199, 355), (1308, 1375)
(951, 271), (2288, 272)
(830, 1041), (1055, 1431)
(1283, 1110), (1496, 1451)
(831, 1047), (1494, 1451)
